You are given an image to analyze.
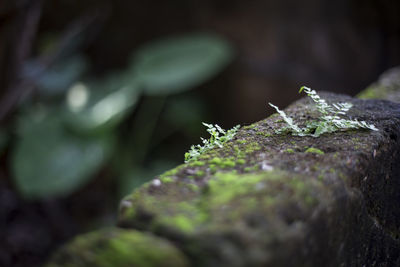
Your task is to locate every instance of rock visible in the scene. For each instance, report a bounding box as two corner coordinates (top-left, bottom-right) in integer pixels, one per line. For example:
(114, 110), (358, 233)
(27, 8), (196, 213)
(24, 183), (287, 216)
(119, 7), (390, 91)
(357, 66), (400, 102)
(48, 67), (400, 266)
(118, 94), (400, 266)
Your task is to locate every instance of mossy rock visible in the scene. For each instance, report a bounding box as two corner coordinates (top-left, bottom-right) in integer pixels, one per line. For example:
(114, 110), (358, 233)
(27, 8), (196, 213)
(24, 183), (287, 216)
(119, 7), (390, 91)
(118, 69), (400, 266)
(50, 67), (400, 267)
(357, 66), (400, 102)
(46, 228), (189, 267)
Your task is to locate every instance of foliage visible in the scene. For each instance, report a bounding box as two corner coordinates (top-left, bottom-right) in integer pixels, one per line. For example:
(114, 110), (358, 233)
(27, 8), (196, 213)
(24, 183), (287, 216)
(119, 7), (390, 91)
(269, 86), (378, 137)
(184, 123), (240, 163)
(11, 33), (234, 199)
(12, 109), (113, 198)
(133, 34), (233, 95)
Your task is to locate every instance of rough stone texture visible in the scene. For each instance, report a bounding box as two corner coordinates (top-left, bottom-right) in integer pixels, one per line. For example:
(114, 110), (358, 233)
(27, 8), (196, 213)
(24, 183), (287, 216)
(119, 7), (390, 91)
(48, 67), (400, 266)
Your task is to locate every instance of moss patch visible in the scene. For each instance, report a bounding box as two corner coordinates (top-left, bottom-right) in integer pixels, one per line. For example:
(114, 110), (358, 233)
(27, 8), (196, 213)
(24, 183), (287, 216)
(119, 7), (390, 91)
(207, 172), (267, 206)
(357, 86), (386, 100)
(189, 161), (206, 167)
(46, 228), (189, 267)
(305, 147), (325, 155)
(244, 165), (260, 173)
(195, 170), (205, 177)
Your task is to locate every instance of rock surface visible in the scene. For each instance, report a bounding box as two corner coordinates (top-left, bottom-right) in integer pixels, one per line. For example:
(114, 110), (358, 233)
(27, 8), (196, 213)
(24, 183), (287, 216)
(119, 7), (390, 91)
(48, 67), (400, 266)
(357, 66), (400, 102)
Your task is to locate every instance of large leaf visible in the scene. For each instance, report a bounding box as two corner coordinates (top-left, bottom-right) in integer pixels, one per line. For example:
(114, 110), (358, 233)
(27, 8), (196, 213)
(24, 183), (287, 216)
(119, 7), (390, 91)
(132, 33), (234, 95)
(12, 108), (113, 199)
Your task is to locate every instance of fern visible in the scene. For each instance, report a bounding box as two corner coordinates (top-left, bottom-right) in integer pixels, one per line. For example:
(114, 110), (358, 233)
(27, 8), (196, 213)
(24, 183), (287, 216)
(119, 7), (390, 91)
(269, 86), (378, 137)
(185, 123), (240, 163)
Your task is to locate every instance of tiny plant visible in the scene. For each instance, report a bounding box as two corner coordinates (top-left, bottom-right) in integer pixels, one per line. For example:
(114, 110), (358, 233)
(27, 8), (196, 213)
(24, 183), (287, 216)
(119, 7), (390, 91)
(269, 86), (378, 137)
(185, 123), (240, 163)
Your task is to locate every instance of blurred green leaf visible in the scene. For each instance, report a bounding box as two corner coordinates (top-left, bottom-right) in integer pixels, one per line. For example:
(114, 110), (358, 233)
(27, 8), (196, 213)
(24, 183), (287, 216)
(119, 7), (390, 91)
(132, 33), (234, 95)
(12, 108), (113, 199)
(64, 74), (140, 134)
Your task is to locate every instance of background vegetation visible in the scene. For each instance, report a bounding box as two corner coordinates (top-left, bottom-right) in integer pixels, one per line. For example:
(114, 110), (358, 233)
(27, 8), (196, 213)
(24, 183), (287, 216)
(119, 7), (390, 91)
(0, 0), (399, 266)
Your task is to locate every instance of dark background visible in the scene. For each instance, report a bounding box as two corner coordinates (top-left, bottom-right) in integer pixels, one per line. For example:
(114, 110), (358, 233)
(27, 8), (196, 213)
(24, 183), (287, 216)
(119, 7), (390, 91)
(1, 0), (399, 266)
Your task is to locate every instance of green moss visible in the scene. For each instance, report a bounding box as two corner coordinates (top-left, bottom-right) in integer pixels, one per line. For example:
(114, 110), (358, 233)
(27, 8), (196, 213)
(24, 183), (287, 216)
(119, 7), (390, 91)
(305, 147), (325, 155)
(244, 165), (260, 173)
(159, 164), (185, 180)
(159, 215), (196, 233)
(357, 86), (386, 99)
(195, 170), (205, 177)
(207, 172), (266, 205)
(198, 154), (211, 160)
(190, 161), (206, 167)
(119, 168), (323, 243)
(209, 164), (217, 173)
(310, 163), (320, 172)
(290, 179), (306, 191)
(237, 139), (246, 144)
(206, 170), (319, 212)
(285, 148), (295, 153)
(244, 142), (262, 154)
(154, 201), (209, 234)
(232, 145), (246, 159)
(161, 177), (174, 183)
(210, 157), (222, 165)
(256, 131), (272, 137)
(209, 157), (236, 168)
(187, 183), (200, 192)
(46, 228), (189, 267)
(223, 159), (236, 168)
(242, 124), (257, 130)
(236, 159), (245, 165)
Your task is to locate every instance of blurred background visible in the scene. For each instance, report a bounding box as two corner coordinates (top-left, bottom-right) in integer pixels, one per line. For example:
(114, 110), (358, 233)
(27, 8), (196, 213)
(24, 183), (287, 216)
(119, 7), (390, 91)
(0, 0), (399, 266)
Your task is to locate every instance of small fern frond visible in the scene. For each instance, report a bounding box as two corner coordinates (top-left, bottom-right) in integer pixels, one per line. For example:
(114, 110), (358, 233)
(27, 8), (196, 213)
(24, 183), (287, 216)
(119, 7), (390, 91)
(270, 86), (378, 137)
(185, 123), (240, 163)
